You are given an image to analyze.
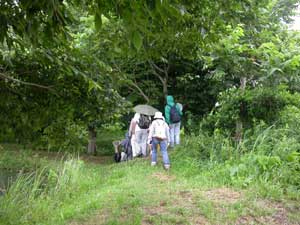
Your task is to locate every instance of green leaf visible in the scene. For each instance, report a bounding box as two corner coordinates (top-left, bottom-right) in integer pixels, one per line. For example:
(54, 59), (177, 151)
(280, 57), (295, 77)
(88, 79), (102, 92)
(132, 31), (143, 51)
(268, 67), (283, 76)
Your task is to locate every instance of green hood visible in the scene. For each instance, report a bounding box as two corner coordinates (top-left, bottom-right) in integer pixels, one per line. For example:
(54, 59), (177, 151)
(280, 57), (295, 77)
(166, 95), (175, 106)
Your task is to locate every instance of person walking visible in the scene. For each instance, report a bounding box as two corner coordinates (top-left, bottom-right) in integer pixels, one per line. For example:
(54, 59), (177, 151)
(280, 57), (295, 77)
(129, 113), (150, 157)
(147, 112), (171, 170)
(165, 95), (183, 148)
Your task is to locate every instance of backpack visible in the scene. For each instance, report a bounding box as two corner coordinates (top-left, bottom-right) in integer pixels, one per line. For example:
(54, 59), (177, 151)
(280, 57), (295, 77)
(138, 114), (151, 129)
(154, 120), (167, 140)
(114, 152), (121, 163)
(170, 104), (181, 123)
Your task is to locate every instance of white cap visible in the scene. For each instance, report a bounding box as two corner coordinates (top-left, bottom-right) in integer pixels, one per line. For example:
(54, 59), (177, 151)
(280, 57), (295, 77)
(154, 111), (164, 120)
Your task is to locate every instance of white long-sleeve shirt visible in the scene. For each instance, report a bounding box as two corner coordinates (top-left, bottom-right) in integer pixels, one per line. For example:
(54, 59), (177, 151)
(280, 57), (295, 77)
(147, 119), (170, 144)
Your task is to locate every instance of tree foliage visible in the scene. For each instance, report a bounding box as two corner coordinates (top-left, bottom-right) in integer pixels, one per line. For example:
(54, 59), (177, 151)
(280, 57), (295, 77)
(1, 0), (300, 150)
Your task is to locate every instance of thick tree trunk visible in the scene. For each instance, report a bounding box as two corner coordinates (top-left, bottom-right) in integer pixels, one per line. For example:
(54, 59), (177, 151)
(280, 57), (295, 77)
(235, 77), (247, 143)
(87, 128), (97, 155)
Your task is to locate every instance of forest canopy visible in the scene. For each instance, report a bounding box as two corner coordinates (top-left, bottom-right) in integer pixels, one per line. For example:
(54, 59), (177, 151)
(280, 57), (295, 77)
(0, 0), (300, 151)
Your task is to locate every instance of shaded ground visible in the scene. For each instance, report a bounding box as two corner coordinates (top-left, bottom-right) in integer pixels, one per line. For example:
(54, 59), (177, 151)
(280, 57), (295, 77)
(32, 151), (113, 164)
(10, 149), (114, 165)
(0, 143), (114, 165)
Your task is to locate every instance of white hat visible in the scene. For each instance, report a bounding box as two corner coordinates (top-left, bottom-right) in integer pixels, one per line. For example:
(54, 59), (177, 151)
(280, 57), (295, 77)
(154, 111), (164, 120)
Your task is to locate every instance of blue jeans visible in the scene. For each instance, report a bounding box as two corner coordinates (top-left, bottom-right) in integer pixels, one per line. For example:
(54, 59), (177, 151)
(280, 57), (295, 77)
(169, 122), (181, 147)
(151, 137), (170, 165)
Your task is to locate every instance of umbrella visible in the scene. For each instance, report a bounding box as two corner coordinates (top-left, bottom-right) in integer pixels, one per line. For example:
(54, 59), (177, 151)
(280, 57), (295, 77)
(133, 104), (159, 116)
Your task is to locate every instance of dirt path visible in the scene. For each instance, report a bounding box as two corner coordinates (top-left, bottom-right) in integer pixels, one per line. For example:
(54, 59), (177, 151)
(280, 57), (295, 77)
(68, 171), (300, 225)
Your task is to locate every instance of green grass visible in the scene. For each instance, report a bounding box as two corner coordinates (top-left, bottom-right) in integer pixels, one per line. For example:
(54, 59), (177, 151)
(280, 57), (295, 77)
(0, 143), (299, 225)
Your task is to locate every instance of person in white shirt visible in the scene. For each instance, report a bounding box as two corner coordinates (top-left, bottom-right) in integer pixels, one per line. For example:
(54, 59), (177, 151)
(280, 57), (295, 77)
(129, 113), (150, 157)
(147, 111), (171, 170)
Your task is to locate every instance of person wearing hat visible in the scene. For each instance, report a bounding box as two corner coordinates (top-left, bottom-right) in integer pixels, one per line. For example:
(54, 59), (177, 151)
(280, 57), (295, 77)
(147, 111), (171, 170)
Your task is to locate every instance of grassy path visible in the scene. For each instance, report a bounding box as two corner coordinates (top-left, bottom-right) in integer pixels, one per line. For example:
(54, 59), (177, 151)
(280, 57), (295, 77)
(67, 157), (300, 225)
(0, 147), (299, 225)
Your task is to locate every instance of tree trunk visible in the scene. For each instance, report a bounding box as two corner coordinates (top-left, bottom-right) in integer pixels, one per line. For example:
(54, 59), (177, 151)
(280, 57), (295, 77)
(162, 78), (168, 98)
(87, 128), (97, 155)
(148, 60), (169, 99)
(235, 77), (247, 143)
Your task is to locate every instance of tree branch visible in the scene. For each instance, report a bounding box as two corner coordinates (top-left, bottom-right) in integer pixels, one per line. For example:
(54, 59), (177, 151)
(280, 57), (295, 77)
(148, 62), (165, 85)
(130, 80), (150, 103)
(0, 72), (55, 91)
(148, 60), (165, 74)
(111, 62), (150, 103)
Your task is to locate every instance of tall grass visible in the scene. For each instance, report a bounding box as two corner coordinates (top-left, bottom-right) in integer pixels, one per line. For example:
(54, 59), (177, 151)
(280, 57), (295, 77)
(173, 124), (300, 198)
(0, 158), (100, 225)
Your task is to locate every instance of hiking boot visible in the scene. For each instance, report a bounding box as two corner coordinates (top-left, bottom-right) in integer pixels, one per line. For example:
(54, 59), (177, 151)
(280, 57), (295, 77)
(164, 164), (170, 170)
(151, 162), (157, 166)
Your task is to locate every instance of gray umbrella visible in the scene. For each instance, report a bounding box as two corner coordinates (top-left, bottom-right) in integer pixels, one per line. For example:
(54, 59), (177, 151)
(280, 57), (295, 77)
(133, 104), (159, 116)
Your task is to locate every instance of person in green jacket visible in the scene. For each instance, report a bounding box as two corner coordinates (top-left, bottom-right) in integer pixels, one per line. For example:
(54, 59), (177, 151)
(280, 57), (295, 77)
(165, 95), (183, 148)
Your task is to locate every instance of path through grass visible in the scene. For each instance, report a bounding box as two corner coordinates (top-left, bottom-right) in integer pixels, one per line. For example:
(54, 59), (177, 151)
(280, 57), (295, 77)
(67, 158), (300, 225)
(0, 147), (299, 225)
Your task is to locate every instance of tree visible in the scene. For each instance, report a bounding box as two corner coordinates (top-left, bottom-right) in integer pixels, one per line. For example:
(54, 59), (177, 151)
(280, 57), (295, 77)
(0, 4), (128, 152)
(95, 0), (280, 99)
(202, 0), (300, 140)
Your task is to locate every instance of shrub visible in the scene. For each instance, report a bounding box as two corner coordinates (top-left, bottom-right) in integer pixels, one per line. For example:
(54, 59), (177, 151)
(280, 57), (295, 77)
(201, 86), (300, 135)
(39, 119), (88, 152)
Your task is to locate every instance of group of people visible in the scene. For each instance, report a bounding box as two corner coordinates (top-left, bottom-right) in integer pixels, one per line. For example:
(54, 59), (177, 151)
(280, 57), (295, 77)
(128, 95), (183, 170)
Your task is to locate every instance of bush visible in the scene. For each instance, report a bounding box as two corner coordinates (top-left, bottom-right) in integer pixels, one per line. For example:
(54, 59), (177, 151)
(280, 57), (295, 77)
(201, 86), (300, 135)
(279, 105), (300, 139)
(40, 119), (88, 152)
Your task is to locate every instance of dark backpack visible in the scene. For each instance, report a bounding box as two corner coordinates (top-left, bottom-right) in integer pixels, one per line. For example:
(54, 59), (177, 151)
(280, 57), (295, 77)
(138, 114), (151, 129)
(114, 152), (121, 163)
(170, 105), (181, 123)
